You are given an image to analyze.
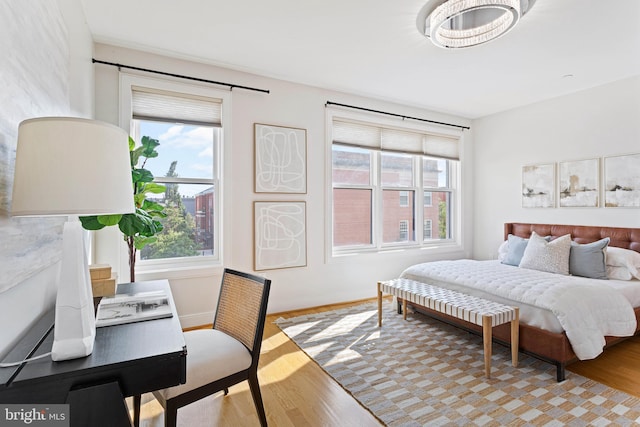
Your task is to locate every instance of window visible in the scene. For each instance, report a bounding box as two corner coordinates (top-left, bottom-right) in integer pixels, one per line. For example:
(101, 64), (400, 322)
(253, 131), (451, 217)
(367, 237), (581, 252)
(332, 146), (372, 246)
(424, 191), (432, 207)
(399, 220), (409, 241)
(330, 114), (460, 254)
(399, 191), (409, 207)
(423, 158), (453, 240)
(424, 219), (433, 239)
(120, 75), (230, 270)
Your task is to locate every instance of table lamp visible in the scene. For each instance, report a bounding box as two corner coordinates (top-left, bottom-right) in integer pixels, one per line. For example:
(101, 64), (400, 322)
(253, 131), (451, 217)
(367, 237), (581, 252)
(11, 117), (135, 361)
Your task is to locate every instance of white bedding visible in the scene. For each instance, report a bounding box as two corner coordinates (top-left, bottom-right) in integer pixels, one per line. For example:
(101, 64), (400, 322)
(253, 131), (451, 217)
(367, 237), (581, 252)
(400, 260), (638, 360)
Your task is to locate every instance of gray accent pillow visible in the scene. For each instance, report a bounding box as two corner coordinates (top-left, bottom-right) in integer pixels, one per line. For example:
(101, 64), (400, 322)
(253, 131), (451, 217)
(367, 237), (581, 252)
(501, 234), (552, 266)
(569, 238), (610, 279)
(501, 234), (529, 266)
(519, 232), (572, 275)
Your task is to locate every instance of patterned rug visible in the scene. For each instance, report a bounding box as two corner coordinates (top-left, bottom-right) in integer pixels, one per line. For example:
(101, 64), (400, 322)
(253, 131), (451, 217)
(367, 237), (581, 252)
(275, 301), (640, 426)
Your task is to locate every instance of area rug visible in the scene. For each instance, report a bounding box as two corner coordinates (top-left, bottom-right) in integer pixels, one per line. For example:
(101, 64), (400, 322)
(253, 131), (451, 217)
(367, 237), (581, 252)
(275, 301), (640, 426)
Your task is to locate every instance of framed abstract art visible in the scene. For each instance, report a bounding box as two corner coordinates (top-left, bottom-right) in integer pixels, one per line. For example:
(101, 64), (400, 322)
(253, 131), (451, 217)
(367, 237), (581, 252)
(559, 158), (599, 207)
(604, 153), (640, 207)
(254, 124), (307, 193)
(522, 163), (555, 208)
(254, 201), (306, 270)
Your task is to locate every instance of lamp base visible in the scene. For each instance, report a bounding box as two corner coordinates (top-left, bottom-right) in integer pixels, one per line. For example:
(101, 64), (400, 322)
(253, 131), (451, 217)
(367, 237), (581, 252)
(51, 306), (96, 361)
(51, 217), (96, 362)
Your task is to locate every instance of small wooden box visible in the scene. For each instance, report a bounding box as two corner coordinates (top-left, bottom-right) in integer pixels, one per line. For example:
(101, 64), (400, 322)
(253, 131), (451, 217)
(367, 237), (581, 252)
(92, 273), (117, 297)
(89, 264), (112, 281)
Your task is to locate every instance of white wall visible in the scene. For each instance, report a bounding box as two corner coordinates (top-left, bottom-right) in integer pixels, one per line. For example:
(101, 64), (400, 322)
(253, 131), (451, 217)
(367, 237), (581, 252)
(0, 0), (94, 358)
(472, 76), (640, 261)
(92, 44), (474, 326)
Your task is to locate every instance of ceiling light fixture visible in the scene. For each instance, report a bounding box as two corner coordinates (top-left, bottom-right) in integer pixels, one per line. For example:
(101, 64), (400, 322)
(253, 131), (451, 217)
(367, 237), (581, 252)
(417, 0), (536, 49)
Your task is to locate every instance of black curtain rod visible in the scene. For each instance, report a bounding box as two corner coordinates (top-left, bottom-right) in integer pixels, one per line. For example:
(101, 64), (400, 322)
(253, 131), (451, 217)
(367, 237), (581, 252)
(92, 59), (270, 94)
(326, 101), (470, 131)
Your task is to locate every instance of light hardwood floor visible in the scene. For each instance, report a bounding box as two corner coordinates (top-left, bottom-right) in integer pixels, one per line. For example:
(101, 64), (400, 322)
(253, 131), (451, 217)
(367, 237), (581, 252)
(134, 299), (383, 427)
(568, 335), (640, 397)
(134, 298), (640, 426)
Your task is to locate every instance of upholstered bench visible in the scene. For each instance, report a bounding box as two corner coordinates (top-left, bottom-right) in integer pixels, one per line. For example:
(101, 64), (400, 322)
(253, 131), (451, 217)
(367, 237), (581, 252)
(377, 278), (519, 378)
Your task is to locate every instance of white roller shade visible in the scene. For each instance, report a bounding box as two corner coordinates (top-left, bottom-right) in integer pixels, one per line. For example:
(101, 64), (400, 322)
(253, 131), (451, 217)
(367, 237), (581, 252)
(132, 87), (222, 127)
(381, 128), (423, 153)
(332, 120), (380, 148)
(333, 119), (459, 160)
(423, 134), (459, 160)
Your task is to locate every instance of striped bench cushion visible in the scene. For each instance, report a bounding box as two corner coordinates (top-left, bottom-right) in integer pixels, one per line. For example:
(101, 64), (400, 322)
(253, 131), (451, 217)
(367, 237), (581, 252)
(381, 278), (517, 327)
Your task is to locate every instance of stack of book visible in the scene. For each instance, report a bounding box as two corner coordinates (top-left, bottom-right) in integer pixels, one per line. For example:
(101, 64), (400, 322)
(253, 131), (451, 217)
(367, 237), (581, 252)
(89, 264), (117, 297)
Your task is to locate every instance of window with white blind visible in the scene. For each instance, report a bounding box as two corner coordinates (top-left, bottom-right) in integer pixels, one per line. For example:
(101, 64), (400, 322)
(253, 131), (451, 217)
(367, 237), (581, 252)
(120, 74), (231, 271)
(329, 111), (460, 254)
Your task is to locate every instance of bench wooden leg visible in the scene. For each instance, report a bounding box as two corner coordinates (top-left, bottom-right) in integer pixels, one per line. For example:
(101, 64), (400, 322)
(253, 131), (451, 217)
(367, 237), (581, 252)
(377, 282), (382, 327)
(482, 315), (492, 378)
(511, 307), (519, 367)
(402, 298), (407, 321)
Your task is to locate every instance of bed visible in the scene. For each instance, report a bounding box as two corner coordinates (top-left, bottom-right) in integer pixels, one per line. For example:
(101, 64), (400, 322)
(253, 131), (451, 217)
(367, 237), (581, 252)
(397, 223), (640, 381)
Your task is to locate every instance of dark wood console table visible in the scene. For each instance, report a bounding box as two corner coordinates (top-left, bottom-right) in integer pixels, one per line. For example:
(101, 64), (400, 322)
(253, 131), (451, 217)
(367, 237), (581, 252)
(0, 280), (187, 427)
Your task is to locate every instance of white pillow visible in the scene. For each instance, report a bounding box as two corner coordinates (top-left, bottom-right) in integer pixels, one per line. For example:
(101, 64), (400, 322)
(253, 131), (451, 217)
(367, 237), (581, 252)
(606, 246), (640, 279)
(497, 240), (509, 262)
(607, 266), (633, 281)
(519, 232), (572, 275)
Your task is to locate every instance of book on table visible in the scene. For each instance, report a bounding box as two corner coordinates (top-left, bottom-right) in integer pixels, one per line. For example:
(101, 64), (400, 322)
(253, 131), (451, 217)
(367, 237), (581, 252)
(96, 290), (173, 327)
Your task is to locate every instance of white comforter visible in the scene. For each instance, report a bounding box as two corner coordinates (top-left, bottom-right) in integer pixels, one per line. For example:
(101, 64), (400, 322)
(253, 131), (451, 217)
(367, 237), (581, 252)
(400, 260), (637, 360)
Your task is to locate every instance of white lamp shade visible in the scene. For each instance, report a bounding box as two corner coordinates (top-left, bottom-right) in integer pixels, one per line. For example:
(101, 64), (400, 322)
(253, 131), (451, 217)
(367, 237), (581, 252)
(12, 117), (135, 217)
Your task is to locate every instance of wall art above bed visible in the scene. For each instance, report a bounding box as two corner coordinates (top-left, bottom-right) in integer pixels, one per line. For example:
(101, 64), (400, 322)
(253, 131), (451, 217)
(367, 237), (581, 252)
(559, 158), (600, 208)
(522, 163), (555, 208)
(604, 153), (640, 208)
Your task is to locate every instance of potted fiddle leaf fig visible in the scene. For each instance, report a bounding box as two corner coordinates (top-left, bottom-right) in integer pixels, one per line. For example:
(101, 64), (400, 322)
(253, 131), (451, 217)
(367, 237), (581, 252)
(81, 136), (167, 282)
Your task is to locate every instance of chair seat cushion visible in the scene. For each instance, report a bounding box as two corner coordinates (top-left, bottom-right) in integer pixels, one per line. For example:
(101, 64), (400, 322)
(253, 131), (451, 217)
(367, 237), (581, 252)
(155, 329), (252, 401)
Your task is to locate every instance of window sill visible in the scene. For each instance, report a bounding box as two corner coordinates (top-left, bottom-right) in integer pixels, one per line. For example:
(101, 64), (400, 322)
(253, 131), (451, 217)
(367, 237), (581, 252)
(329, 241), (465, 264)
(135, 262), (223, 281)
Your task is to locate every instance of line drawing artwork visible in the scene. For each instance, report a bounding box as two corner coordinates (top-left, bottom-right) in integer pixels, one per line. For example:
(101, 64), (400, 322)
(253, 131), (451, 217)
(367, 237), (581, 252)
(255, 124), (306, 193)
(254, 202), (306, 270)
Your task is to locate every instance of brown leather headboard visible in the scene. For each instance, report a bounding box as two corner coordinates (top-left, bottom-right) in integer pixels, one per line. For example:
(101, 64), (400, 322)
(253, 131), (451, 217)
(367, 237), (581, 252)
(504, 223), (640, 253)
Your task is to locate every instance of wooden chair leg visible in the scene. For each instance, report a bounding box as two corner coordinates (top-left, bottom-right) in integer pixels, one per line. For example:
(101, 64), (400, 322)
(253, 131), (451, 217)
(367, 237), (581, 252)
(248, 373), (267, 427)
(132, 394), (141, 427)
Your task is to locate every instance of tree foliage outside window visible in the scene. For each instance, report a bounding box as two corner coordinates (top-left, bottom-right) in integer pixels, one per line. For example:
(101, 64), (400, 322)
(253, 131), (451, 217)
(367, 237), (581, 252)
(141, 161), (200, 259)
(439, 201), (447, 239)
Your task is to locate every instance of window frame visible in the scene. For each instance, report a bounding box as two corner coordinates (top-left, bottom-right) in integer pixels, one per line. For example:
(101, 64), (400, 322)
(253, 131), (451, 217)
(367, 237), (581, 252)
(326, 108), (463, 259)
(119, 74), (231, 276)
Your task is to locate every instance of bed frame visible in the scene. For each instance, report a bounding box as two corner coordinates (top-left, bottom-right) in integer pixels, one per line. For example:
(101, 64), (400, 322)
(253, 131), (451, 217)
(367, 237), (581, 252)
(404, 222), (640, 382)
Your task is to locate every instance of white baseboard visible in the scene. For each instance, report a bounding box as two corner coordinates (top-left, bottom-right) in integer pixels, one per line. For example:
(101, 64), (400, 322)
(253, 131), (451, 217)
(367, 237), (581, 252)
(178, 311), (214, 329)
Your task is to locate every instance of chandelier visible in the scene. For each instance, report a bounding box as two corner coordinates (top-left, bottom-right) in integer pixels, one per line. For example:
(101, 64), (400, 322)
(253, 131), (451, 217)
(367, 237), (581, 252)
(417, 0), (537, 49)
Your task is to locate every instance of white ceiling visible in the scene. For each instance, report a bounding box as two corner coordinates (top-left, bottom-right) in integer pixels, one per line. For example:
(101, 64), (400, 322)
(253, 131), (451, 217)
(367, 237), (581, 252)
(80, 0), (640, 119)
